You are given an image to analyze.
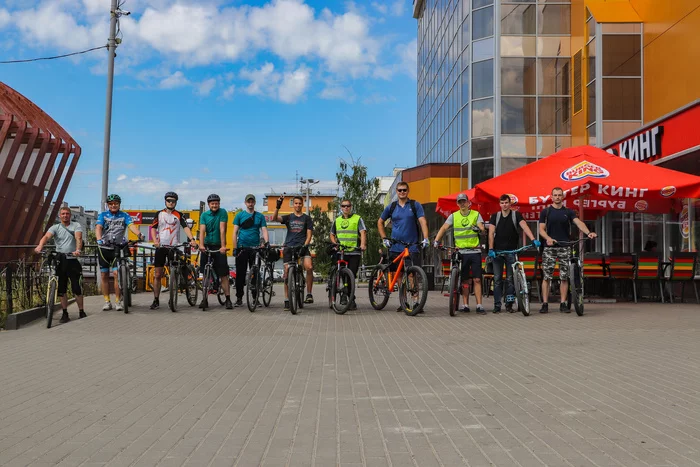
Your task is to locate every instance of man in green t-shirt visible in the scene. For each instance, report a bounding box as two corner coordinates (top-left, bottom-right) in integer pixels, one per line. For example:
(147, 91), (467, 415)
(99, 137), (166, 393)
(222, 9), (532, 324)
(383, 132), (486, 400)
(198, 194), (232, 309)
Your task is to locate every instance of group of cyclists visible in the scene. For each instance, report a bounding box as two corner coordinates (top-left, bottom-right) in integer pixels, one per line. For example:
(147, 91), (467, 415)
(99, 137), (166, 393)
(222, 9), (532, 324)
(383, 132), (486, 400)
(37, 181), (596, 321)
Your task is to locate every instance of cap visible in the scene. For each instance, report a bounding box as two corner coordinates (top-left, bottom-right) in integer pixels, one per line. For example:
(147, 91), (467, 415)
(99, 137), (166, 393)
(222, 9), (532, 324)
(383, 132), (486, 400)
(245, 194), (256, 202)
(456, 193), (468, 202)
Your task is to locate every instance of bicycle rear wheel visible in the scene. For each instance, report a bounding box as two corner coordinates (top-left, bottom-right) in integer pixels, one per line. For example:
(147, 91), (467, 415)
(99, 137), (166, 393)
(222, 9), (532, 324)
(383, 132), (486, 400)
(246, 266), (259, 312)
(200, 266), (212, 311)
(217, 276), (227, 305)
(120, 263), (130, 313)
(287, 265), (298, 315)
(400, 266), (428, 316)
(185, 264), (198, 306)
(169, 267), (179, 312)
(368, 266), (390, 310)
(261, 264), (273, 307)
(46, 279), (57, 328)
(570, 262), (584, 316)
(448, 267), (460, 317)
(514, 266), (530, 316)
(332, 268), (354, 315)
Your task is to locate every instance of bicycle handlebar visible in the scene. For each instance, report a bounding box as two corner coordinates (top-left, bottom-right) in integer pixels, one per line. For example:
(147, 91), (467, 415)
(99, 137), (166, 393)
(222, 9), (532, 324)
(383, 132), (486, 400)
(325, 241), (360, 252)
(551, 238), (591, 247)
(386, 238), (422, 247)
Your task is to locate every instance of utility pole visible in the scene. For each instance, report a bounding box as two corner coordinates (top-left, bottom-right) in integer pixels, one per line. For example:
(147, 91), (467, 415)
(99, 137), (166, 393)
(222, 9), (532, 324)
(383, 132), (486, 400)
(299, 177), (319, 215)
(101, 0), (119, 211)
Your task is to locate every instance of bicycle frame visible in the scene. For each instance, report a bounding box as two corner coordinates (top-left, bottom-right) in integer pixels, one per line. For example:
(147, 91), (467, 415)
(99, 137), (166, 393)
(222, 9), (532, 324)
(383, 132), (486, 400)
(374, 247), (411, 292)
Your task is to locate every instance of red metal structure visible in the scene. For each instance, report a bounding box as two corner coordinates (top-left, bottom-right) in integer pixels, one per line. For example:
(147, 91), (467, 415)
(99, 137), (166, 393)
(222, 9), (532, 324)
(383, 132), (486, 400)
(0, 81), (81, 263)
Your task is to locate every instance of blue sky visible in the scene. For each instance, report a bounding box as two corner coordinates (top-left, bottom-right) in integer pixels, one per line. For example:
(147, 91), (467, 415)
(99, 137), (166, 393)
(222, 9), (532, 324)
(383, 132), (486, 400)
(0, 0), (417, 211)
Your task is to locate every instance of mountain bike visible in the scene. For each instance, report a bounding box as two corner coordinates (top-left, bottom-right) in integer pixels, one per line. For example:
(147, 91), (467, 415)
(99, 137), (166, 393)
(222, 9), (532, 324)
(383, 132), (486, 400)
(436, 246), (463, 317)
(554, 238), (588, 316)
(41, 250), (73, 328)
(99, 240), (139, 313)
(158, 243), (199, 312)
(368, 239), (428, 316)
(492, 245), (536, 317)
(237, 245), (274, 313)
(199, 248), (229, 311)
(326, 242), (356, 315)
(286, 244), (312, 315)
(261, 246), (279, 308)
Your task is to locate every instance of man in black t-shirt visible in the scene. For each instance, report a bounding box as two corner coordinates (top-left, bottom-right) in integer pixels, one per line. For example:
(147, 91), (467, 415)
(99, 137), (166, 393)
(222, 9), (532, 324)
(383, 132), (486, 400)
(538, 187), (597, 313)
(271, 194), (315, 311)
(488, 194), (539, 313)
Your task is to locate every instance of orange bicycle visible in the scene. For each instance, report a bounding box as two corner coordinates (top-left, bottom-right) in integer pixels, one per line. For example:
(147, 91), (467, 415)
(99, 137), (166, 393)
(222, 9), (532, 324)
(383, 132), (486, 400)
(368, 239), (428, 316)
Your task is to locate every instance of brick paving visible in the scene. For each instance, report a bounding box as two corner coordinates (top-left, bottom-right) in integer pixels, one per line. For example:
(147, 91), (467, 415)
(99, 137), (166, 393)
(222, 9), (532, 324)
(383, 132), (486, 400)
(1, 289), (700, 466)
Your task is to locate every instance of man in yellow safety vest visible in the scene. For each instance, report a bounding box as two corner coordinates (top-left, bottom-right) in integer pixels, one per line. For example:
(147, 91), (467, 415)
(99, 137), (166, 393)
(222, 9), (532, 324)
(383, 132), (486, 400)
(330, 199), (367, 309)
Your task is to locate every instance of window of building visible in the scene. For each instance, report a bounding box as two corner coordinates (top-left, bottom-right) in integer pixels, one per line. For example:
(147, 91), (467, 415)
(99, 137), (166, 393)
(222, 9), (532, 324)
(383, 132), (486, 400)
(501, 135), (538, 158)
(471, 158), (494, 185)
(473, 37), (494, 61)
(501, 36), (537, 56)
(472, 137), (494, 160)
(602, 34), (641, 77)
(537, 5), (571, 35)
(602, 78), (641, 120)
(501, 4), (537, 35)
(501, 97), (537, 134)
(472, 98), (494, 137)
(538, 58), (570, 95)
(539, 97), (571, 135)
(501, 57), (537, 95)
(473, 6), (494, 40)
(472, 59), (494, 98)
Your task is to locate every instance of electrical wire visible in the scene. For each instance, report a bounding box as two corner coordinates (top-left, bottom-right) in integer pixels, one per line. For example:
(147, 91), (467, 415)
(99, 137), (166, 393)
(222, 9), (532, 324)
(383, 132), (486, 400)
(0, 46), (107, 64)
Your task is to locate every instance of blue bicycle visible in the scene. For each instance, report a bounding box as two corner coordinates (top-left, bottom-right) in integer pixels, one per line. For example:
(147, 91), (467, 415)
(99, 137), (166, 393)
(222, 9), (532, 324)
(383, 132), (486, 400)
(492, 245), (535, 316)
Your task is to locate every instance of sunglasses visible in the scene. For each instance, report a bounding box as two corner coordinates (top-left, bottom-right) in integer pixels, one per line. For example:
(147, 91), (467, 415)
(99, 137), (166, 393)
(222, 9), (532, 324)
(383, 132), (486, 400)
(340, 204), (351, 208)
(397, 189), (408, 193)
(165, 199), (177, 203)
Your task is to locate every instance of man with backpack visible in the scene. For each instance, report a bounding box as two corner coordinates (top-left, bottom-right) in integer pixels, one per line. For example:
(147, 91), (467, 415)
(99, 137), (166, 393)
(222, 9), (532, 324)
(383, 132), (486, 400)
(378, 181), (429, 311)
(232, 194), (269, 307)
(487, 194), (539, 313)
(539, 187), (597, 313)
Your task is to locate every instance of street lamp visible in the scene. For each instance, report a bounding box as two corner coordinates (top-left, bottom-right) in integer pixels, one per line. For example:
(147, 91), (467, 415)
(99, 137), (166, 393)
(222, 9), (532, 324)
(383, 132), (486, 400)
(299, 177), (320, 215)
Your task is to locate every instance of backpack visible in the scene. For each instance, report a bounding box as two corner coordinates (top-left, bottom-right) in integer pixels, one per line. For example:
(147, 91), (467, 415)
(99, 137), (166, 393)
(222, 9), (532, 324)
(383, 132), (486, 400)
(540, 206), (577, 252)
(493, 210), (518, 238)
(388, 199), (420, 232)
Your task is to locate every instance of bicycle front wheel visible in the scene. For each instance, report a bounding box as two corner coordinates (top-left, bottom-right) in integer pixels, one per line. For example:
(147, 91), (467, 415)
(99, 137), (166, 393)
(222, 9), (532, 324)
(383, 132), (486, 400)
(296, 268), (305, 309)
(448, 267), (460, 317)
(119, 263), (130, 314)
(513, 266), (530, 316)
(261, 265), (273, 307)
(217, 276), (227, 305)
(400, 266), (428, 316)
(169, 267), (179, 312)
(200, 266), (212, 311)
(246, 266), (259, 312)
(287, 265), (298, 315)
(185, 264), (198, 306)
(327, 267), (336, 310)
(46, 279), (57, 328)
(368, 266), (390, 310)
(332, 268), (354, 315)
(570, 262), (584, 316)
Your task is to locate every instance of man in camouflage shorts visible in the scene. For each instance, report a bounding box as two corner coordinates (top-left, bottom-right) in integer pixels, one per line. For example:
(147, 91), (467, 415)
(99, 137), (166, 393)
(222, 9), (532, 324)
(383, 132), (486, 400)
(538, 187), (597, 313)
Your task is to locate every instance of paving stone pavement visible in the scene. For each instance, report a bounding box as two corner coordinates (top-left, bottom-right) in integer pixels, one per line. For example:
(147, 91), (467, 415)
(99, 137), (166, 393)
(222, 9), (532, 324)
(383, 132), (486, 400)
(2, 289), (700, 467)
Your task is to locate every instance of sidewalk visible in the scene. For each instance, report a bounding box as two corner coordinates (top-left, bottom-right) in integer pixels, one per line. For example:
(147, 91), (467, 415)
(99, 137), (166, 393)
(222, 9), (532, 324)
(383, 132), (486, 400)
(1, 291), (700, 466)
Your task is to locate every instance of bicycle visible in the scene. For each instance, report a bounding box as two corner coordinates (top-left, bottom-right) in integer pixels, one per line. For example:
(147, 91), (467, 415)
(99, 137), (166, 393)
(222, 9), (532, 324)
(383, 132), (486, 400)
(41, 250), (74, 328)
(285, 244), (313, 315)
(98, 240), (139, 314)
(325, 242), (356, 315)
(368, 239), (428, 316)
(492, 245), (536, 317)
(436, 246), (464, 317)
(554, 238), (589, 316)
(158, 243), (199, 312)
(198, 248), (229, 311)
(237, 245), (275, 313)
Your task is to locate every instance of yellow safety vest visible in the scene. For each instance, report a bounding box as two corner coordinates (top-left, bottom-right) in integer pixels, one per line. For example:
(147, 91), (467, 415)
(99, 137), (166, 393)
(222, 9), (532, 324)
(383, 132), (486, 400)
(335, 214), (361, 249)
(453, 210), (480, 249)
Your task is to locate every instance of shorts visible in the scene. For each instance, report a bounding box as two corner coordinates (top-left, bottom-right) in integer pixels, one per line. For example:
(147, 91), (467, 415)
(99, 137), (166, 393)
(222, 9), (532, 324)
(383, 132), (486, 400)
(98, 245), (128, 273)
(58, 259), (83, 296)
(283, 245), (311, 264)
(541, 246), (571, 281)
(199, 249), (229, 278)
(153, 247), (179, 268)
(388, 251), (422, 272)
(460, 253), (482, 280)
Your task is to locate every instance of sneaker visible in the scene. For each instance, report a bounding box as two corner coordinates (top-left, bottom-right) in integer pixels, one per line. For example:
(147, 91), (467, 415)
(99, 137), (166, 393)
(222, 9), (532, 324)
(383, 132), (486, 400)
(79, 310), (87, 319)
(349, 301), (357, 310)
(505, 303), (514, 313)
(460, 305), (470, 313)
(284, 300), (290, 311)
(115, 301), (123, 311)
(102, 301), (112, 311)
(304, 294), (314, 304)
(493, 304), (501, 313)
(150, 298), (159, 310)
(340, 296), (348, 306)
(476, 305), (486, 314)
(396, 305), (404, 312)
(560, 302), (571, 313)
(199, 299), (208, 309)
(59, 311), (70, 323)
(540, 303), (549, 314)
(225, 298), (234, 310)
(234, 298), (243, 307)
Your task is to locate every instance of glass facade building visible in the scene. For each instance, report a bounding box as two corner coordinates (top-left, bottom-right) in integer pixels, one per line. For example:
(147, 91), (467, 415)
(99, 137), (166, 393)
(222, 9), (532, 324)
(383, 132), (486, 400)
(415, 0), (572, 187)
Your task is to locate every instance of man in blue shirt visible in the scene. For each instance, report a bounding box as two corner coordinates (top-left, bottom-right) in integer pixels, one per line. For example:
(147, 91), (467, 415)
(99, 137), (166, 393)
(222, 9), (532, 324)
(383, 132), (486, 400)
(232, 194), (269, 306)
(378, 181), (430, 311)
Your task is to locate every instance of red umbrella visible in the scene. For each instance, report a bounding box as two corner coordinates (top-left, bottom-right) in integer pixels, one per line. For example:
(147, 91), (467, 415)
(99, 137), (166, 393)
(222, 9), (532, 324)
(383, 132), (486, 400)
(467, 146), (700, 220)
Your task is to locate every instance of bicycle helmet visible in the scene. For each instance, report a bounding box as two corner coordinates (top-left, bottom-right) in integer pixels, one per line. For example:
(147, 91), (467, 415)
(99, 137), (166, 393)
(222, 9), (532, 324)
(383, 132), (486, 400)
(207, 193), (220, 203)
(164, 191), (178, 201)
(106, 194), (121, 203)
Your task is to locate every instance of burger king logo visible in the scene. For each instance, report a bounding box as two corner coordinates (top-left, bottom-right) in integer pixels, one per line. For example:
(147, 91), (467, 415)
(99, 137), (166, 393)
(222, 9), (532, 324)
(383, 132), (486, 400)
(560, 161), (610, 182)
(660, 186), (676, 197)
(506, 194), (518, 205)
(634, 200), (648, 212)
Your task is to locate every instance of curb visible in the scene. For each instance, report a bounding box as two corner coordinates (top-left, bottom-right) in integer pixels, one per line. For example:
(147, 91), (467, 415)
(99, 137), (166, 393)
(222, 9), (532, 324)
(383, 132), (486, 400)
(4, 298), (77, 331)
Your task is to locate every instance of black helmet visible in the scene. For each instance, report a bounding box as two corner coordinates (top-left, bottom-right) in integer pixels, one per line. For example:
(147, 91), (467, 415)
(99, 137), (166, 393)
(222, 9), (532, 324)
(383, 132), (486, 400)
(164, 191), (178, 201)
(106, 194), (121, 203)
(207, 194), (220, 203)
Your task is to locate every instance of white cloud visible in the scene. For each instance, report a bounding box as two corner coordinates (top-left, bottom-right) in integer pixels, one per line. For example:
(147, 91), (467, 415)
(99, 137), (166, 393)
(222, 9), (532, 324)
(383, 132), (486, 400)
(278, 65), (310, 103)
(196, 78), (217, 96)
(0, 9), (10, 29)
(319, 86), (355, 102)
(240, 62), (279, 97)
(371, 2), (388, 15)
(390, 0), (406, 16)
(239, 62), (310, 103)
(159, 71), (190, 89)
(117, 174), (127, 181)
(221, 84), (236, 100)
(363, 93), (395, 105)
(397, 38), (417, 79)
(14, 2), (106, 50)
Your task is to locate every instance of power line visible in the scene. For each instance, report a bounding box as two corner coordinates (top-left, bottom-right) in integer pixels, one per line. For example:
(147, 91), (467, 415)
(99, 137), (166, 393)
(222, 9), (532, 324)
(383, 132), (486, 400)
(0, 46), (107, 64)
